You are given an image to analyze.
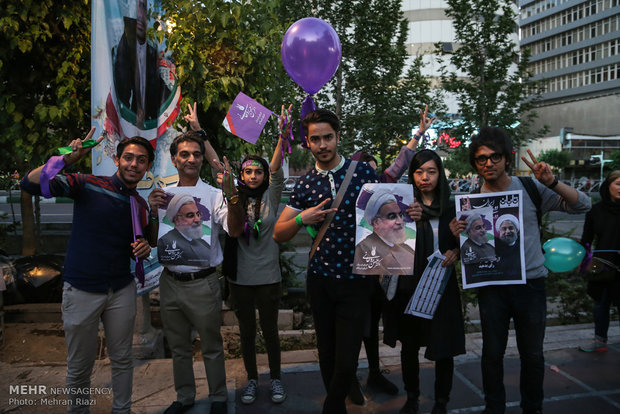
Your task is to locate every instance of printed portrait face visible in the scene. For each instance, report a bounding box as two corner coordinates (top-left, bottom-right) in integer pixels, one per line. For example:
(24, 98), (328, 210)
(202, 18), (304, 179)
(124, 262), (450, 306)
(498, 220), (518, 245)
(372, 201), (406, 245)
(173, 201), (203, 240)
(467, 218), (488, 245)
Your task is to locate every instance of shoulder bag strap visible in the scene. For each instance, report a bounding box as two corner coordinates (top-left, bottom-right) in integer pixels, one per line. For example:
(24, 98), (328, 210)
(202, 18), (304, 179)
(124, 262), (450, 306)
(309, 161), (358, 260)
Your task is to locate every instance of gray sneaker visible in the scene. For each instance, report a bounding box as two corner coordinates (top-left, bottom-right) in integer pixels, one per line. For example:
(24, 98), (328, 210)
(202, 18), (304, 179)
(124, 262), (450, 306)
(270, 379), (287, 403)
(241, 379), (258, 404)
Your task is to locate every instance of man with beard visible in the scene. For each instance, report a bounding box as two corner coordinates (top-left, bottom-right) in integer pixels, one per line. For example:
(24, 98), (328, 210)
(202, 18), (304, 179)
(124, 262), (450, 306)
(157, 194), (211, 267)
(148, 131), (242, 414)
(460, 214), (496, 265)
(355, 189), (415, 275)
(495, 215), (521, 279)
(21, 132), (154, 413)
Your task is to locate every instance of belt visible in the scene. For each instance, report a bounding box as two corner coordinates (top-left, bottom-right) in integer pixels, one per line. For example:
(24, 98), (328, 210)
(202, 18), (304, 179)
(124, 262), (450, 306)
(166, 267), (216, 282)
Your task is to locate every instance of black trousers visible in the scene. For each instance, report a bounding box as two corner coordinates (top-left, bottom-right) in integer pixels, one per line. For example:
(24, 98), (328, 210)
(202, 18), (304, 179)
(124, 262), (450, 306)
(307, 275), (373, 414)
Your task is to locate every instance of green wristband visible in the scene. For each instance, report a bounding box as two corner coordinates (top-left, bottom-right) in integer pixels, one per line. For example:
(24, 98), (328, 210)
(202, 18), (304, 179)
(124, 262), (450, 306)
(295, 214), (304, 227)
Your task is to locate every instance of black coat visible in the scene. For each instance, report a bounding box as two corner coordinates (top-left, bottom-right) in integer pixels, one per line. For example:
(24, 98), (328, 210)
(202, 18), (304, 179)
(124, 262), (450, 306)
(382, 208), (466, 361)
(580, 178), (620, 305)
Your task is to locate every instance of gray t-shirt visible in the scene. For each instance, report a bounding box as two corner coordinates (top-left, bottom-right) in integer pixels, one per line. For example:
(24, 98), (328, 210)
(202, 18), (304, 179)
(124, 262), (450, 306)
(232, 168), (285, 285)
(481, 176), (591, 279)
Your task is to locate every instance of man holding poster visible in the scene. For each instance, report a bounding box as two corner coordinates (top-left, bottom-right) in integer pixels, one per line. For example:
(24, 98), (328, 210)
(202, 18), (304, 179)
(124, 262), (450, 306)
(147, 131), (243, 414)
(450, 127), (591, 414)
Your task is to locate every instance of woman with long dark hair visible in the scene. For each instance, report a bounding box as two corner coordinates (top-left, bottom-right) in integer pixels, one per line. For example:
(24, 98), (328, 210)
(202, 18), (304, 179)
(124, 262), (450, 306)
(222, 108), (289, 406)
(383, 149), (466, 414)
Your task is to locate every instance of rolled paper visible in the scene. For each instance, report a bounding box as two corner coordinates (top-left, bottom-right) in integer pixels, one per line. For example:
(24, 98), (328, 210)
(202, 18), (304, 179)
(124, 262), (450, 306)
(40, 155), (67, 199)
(58, 139), (100, 155)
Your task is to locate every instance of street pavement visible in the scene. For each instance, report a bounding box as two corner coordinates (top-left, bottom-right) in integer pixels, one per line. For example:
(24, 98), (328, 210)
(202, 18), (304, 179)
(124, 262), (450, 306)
(1, 322), (619, 413)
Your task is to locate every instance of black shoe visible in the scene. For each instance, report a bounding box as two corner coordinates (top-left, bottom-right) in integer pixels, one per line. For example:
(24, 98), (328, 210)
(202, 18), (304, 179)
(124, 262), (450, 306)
(399, 398), (419, 414)
(164, 401), (194, 414)
(210, 400), (227, 414)
(367, 372), (398, 395)
(348, 378), (365, 405)
(431, 400), (448, 414)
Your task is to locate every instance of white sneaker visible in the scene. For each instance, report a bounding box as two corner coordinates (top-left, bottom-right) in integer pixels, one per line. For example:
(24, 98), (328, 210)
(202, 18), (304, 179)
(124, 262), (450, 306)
(270, 379), (286, 404)
(241, 379), (258, 404)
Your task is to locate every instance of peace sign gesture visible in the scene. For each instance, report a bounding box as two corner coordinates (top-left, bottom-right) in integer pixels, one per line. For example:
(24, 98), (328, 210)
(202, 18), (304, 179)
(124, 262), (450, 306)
(521, 149), (554, 186)
(418, 104), (436, 135)
(183, 102), (201, 131)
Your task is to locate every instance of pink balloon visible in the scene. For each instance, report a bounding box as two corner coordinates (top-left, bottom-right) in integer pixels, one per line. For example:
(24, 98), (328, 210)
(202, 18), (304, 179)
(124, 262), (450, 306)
(281, 18), (341, 95)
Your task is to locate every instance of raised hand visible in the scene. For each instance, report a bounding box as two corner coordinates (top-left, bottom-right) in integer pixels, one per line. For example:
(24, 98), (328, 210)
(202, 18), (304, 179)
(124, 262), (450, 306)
(64, 127), (102, 165)
(221, 156), (236, 197)
(418, 104), (436, 135)
(299, 198), (337, 225)
(521, 149), (554, 186)
(184, 102), (201, 131)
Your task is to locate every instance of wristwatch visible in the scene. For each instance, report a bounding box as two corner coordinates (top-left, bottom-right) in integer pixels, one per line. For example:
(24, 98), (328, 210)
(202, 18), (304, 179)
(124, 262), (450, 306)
(195, 129), (208, 140)
(547, 176), (559, 189)
(228, 194), (240, 205)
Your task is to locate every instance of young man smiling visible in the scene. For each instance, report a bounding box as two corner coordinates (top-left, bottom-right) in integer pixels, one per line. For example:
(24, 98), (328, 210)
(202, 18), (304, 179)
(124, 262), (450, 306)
(451, 127), (591, 414)
(274, 109), (379, 413)
(21, 130), (154, 413)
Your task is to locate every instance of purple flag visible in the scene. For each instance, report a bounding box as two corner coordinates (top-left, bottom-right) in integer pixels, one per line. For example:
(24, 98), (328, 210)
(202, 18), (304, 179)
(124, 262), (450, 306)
(222, 92), (273, 144)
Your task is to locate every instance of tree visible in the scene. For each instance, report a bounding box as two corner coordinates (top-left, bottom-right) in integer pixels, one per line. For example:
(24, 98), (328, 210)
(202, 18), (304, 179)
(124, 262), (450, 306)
(283, 0), (433, 169)
(0, 0), (92, 255)
(437, 0), (546, 148)
(538, 149), (571, 175)
(159, 0), (298, 165)
(608, 149), (620, 172)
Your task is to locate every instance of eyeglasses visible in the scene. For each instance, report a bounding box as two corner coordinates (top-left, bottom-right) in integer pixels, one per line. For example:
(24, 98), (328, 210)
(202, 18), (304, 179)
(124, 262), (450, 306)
(177, 211), (201, 219)
(474, 153), (503, 166)
(378, 211), (405, 221)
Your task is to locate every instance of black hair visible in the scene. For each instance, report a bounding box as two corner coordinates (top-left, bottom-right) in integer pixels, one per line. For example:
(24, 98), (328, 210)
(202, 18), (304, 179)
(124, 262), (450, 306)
(117, 136), (155, 163)
(408, 149), (451, 214)
(352, 151), (378, 165)
(468, 127), (513, 170)
(237, 155), (270, 238)
(169, 131), (206, 157)
(301, 109), (340, 136)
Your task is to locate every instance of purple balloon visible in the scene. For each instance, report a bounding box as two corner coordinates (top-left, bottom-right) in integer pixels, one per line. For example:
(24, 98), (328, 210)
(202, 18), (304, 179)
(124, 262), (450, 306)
(281, 17), (341, 95)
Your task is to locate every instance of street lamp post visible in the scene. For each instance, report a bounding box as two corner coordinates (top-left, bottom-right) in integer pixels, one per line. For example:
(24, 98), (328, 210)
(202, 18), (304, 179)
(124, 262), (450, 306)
(590, 151), (612, 184)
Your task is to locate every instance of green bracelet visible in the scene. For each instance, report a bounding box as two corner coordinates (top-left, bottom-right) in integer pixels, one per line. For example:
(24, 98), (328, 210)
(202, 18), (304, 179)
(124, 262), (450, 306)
(295, 214), (304, 227)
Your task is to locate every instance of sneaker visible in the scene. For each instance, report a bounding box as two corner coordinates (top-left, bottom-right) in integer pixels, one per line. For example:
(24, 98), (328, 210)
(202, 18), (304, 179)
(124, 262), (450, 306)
(210, 400), (227, 414)
(367, 371), (398, 395)
(163, 401), (194, 414)
(270, 379), (287, 403)
(399, 398), (419, 414)
(348, 378), (365, 405)
(579, 340), (608, 353)
(241, 379), (258, 404)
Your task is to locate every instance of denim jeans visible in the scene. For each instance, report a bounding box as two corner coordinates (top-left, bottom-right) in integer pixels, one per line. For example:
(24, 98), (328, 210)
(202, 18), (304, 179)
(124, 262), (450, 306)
(593, 287), (619, 341)
(307, 275), (372, 414)
(478, 278), (546, 414)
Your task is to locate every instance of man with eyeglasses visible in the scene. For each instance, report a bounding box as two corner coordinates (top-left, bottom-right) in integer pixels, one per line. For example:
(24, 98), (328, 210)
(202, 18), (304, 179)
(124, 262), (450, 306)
(355, 188), (415, 275)
(148, 130), (241, 414)
(450, 127), (591, 414)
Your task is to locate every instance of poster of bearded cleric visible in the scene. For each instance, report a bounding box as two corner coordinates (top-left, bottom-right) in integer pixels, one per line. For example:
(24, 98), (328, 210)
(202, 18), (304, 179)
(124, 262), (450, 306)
(455, 191), (526, 288)
(156, 188), (218, 267)
(353, 184), (416, 275)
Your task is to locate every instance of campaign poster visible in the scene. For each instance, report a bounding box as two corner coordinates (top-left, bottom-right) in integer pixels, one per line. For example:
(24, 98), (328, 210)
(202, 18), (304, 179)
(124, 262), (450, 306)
(456, 191), (526, 289)
(156, 187), (218, 268)
(353, 184), (416, 275)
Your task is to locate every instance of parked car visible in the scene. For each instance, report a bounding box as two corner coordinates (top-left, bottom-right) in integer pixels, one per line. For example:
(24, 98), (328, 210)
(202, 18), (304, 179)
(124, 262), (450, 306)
(283, 176), (299, 192)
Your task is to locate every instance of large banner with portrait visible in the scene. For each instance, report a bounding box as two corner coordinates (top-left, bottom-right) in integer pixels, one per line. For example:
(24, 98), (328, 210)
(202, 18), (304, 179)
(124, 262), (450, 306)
(353, 184), (416, 275)
(91, 0), (182, 294)
(455, 191), (526, 289)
